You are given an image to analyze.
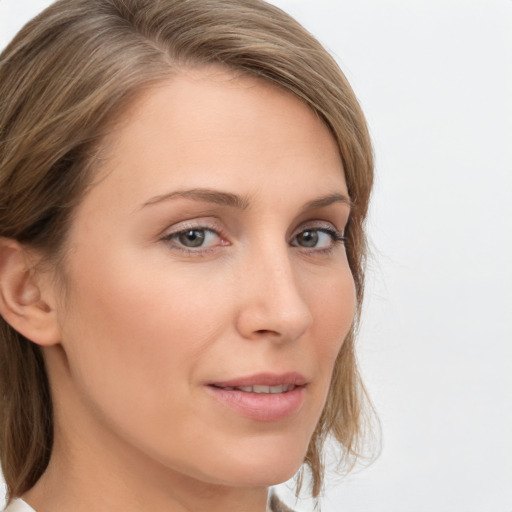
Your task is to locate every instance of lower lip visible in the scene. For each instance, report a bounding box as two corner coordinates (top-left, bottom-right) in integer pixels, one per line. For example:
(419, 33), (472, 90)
(206, 386), (305, 422)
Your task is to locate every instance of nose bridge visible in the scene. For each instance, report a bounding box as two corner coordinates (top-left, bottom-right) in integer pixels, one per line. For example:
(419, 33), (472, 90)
(236, 237), (313, 341)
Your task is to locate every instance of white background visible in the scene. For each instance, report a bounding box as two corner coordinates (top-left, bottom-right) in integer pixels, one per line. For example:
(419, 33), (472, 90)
(1, 1), (511, 511)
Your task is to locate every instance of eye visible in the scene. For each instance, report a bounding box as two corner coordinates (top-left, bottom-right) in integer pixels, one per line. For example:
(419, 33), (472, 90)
(163, 227), (221, 250)
(291, 227), (345, 250)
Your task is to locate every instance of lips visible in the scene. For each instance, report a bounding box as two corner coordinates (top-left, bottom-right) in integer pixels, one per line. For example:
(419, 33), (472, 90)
(206, 372), (307, 422)
(209, 372), (307, 389)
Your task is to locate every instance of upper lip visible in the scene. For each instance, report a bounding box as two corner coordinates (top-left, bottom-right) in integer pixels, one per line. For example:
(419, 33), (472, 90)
(209, 372), (307, 388)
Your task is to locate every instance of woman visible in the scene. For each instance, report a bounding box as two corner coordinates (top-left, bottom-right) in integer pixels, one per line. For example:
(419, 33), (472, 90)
(0, 1), (374, 511)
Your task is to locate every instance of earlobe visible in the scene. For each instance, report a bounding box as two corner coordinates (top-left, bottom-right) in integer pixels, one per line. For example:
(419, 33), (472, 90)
(0, 238), (61, 346)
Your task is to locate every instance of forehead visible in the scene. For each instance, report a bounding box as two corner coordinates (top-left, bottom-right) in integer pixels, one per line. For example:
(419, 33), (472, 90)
(83, 66), (346, 211)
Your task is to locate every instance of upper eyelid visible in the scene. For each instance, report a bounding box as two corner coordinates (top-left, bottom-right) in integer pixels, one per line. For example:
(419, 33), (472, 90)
(291, 220), (343, 237)
(163, 226), (219, 238)
(163, 221), (340, 236)
(160, 218), (223, 237)
(161, 218), (342, 236)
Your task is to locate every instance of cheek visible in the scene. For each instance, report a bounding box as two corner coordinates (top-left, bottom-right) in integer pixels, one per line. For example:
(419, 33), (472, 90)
(54, 257), (241, 483)
(302, 265), (356, 422)
(57, 249), (229, 424)
(309, 268), (356, 361)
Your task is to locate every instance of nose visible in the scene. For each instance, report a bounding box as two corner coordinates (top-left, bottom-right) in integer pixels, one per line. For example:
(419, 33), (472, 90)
(234, 245), (314, 343)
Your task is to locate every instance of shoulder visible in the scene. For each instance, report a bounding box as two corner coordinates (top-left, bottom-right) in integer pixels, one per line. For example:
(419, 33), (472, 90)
(3, 499), (37, 512)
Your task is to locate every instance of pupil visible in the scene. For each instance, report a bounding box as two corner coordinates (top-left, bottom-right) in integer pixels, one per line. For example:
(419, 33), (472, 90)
(299, 230), (318, 247)
(179, 229), (205, 247)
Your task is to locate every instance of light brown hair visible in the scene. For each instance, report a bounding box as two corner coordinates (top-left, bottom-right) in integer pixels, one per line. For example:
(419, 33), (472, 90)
(0, 0), (375, 502)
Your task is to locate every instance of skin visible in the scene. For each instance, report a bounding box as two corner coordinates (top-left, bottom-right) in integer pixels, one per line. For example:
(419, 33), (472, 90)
(23, 67), (356, 512)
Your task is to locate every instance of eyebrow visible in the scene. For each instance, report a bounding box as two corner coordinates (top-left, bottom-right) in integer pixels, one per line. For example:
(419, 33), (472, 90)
(141, 188), (351, 212)
(142, 188), (250, 210)
(303, 192), (352, 211)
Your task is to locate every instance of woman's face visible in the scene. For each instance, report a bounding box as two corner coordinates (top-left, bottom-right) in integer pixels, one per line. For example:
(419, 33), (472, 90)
(49, 67), (355, 488)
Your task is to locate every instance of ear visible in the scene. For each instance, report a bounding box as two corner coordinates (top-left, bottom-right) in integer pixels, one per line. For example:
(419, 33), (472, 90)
(0, 238), (61, 346)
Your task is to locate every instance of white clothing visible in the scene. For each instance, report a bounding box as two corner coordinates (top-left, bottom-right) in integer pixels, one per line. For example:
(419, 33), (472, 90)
(3, 500), (36, 512)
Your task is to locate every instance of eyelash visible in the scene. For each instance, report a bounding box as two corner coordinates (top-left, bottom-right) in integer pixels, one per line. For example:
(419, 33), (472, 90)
(161, 224), (346, 256)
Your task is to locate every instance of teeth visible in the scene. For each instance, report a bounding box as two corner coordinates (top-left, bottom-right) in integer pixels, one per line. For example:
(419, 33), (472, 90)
(233, 384), (295, 393)
(253, 385), (270, 393)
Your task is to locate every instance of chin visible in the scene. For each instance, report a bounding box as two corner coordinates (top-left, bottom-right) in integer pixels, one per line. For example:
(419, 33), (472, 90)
(199, 436), (309, 488)
(215, 461), (302, 489)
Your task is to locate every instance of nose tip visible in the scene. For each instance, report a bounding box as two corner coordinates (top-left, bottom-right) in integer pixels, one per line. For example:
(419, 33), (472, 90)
(235, 257), (314, 343)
